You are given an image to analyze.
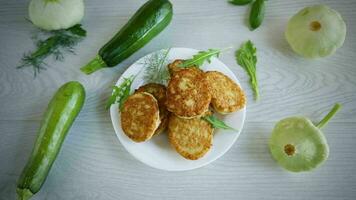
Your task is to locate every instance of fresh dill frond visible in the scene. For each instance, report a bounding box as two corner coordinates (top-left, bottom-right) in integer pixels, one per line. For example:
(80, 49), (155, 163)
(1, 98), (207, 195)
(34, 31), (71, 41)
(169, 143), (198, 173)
(18, 24), (86, 77)
(142, 48), (171, 85)
(105, 49), (170, 110)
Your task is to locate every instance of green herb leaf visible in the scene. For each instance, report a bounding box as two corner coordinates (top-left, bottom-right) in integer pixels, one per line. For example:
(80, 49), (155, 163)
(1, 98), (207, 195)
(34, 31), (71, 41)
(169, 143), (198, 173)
(118, 84), (131, 111)
(180, 48), (229, 68)
(17, 24), (86, 77)
(105, 76), (135, 110)
(235, 40), (259, 100)
(106, 86), (120, 110)
(249, 0), (265, 30)
(203, 115), (238, 131)
(228, 0), (253, 6)
(142, 48), (171, 85)
(67, 24), (87, 37)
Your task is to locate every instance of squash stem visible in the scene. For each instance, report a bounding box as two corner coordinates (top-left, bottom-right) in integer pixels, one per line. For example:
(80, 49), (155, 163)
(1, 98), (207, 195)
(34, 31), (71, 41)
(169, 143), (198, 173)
(16, 188), (34, 200)
(80, 55), (107, 75)
(316, 103), (342, 129)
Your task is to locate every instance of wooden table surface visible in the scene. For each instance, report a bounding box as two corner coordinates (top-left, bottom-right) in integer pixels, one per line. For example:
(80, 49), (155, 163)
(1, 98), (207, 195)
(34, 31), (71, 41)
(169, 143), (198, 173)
(1, 0), (356, 199)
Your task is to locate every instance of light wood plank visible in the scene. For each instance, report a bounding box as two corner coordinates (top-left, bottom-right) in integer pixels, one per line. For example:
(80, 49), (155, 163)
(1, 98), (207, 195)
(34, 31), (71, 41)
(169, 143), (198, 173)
(0, 1), (355, 122)
(1, 121), (355, 199)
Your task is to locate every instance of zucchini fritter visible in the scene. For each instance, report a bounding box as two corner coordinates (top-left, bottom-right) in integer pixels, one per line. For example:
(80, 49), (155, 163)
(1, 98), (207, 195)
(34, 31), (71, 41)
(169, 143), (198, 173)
(136, 83), (169, 135)
(205, 71), (246, 114)
(168, 112), (213, 160)
(167, 59), (199, 75)
(167, 59), (184, 75)
(121, 92), (160, 142)
(166, 68), (211, 118)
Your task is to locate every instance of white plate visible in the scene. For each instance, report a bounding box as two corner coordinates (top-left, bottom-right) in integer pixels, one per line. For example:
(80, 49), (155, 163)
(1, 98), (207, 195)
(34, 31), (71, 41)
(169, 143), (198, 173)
(110, 48), (246, 171)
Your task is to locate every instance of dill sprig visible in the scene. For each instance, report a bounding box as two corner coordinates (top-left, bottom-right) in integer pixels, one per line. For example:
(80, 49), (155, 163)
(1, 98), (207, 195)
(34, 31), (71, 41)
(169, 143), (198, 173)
(18, 24), (86, 77)
(142, 48), (171, 85)
(106, 48), (170, 110)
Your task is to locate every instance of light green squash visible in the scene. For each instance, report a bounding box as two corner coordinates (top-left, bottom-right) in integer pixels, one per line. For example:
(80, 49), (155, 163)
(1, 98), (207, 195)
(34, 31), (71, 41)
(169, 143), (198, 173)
(285, 5), (346, 58)
(269, 104), (341, 172)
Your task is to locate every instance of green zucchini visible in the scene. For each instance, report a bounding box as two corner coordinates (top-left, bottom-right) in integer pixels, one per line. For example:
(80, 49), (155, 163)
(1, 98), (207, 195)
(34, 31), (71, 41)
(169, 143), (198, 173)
(16, 81), (85, 200)
(249, 0), (265, 30)
(228, 0), (253, 6)
(80, 0), (173, 75)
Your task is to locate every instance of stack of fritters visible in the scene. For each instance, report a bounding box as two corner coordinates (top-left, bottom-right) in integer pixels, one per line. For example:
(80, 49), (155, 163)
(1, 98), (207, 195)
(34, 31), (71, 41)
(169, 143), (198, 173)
(121, 83), (168, 142)
(135, 83), (169, 135)
(120, 59), (246, 160)
(166, 60), (246, 160)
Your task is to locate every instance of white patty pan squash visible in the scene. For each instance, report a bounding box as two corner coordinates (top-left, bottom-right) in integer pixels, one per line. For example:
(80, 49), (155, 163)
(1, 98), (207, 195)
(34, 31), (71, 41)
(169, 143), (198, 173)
(29, 0), (84, 31)
(269, 117), (329, 172)
(285, 5), (346, 58)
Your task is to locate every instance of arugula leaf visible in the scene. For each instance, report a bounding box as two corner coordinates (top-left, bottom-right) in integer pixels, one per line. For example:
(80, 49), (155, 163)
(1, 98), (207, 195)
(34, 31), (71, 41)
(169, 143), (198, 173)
(180, 48), (224, 68)
(118, 84), (131, 111)
(105, 76), (135, 110)
(203, 115), (238, 131)
(235, 40), (259, 100)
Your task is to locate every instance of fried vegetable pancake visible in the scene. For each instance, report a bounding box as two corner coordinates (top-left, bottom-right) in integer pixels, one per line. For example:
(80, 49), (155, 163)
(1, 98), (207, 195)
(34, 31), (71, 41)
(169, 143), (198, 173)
(168, 112), (213, 160)
(136, 83), (169, 135)
(167, 59), (184, 75)
(167, 59), (199, 75)
(121, 92), (160, 142)
(166, 68), (211, 118)
(205, 71), (246, 114)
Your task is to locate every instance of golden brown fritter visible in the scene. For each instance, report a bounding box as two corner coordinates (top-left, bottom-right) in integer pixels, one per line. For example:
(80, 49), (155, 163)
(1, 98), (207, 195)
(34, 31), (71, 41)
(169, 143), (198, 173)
(205, 71), (246, 114)
(136, 83), (169, 135)
(121, 92), (160, 142)
(166, 68), (211, 118)
(167, 59), (199, 75)
(168, 112), (213, 160)
(167, 59), (184, 75)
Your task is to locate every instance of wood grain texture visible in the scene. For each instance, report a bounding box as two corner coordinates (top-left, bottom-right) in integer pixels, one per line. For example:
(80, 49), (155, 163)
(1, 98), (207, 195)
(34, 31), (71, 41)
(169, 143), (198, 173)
(1, 121), (356, 200)
(0, 0), (356, 199)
